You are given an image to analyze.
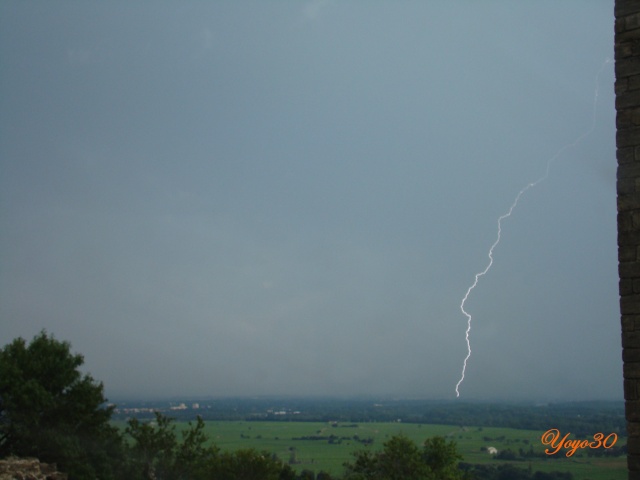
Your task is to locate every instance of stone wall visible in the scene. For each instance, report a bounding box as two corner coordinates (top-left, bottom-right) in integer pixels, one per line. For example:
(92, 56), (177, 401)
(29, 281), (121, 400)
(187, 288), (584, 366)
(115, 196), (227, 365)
(0, 457), (66, 480)
(616, 0), (640, 477)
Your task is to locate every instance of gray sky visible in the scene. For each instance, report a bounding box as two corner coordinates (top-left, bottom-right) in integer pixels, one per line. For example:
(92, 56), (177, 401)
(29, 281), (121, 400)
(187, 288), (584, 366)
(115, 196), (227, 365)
(0, 1), (620, 401)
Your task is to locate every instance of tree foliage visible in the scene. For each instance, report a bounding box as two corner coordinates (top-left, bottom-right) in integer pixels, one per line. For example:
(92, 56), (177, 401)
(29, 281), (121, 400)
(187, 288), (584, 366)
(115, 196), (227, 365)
(423, 435), (464, 478)
(0, 331), (123, 479)
(125, 412), (218, 479)
(343, 434), (466, 480)
(124, 411), (296, 480)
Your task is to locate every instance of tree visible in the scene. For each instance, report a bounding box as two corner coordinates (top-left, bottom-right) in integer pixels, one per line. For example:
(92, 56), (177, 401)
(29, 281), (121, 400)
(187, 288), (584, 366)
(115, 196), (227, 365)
(0, 331), (123, 479)
(316, 472), (335, 480)
(126, 413), (181, 479)
(422, 436), (464, 479)
(298, 469), (315, 480)
(343, 434), (466, 480)
(210, 448), (296, 480)
(125, 412), (219, 480)
(124, 411), (297, 480)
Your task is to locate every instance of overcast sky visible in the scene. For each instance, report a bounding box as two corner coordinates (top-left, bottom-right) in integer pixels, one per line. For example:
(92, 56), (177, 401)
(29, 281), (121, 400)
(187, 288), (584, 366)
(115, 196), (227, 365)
(0, 1), (620, 401)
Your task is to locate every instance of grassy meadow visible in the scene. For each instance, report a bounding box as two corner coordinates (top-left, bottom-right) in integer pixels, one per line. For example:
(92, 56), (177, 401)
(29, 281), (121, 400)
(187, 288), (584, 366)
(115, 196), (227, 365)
(114, 420), (626, 479)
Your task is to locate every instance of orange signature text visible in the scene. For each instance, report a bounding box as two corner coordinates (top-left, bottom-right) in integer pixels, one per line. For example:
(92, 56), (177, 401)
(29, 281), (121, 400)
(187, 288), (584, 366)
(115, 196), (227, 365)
(540, 429), (617, 457)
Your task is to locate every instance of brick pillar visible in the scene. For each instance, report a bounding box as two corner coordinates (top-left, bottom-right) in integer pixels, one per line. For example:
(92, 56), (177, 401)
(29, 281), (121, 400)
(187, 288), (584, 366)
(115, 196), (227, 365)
(616, 1), (640, 477)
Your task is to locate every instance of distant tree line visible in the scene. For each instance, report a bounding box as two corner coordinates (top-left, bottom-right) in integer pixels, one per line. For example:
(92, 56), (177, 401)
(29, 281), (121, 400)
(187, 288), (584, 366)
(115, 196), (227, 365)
(291, 434), (373, 446)
(115, 397), (625, 438)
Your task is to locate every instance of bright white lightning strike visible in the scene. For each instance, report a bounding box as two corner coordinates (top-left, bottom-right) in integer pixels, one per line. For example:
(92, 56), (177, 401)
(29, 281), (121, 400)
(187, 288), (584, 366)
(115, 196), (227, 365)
(454, 58), (611, 398)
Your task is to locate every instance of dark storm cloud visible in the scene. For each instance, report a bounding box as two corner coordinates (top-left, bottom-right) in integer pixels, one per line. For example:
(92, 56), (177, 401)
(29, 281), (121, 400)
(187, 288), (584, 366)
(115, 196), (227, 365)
(0, 1), (619, 400)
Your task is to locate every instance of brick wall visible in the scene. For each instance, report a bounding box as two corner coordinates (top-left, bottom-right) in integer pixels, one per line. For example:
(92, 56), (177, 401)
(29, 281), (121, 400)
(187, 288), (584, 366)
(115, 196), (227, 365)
(616, 0), (640, 477)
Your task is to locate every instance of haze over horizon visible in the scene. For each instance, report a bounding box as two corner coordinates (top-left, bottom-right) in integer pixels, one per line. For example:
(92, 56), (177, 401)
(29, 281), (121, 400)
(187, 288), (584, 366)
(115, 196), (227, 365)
(0, 1), (621, 401)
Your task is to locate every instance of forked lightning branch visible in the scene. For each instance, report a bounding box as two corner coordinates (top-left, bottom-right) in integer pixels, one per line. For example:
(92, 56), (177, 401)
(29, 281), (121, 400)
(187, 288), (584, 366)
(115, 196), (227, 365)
(454, 59), (611, 397)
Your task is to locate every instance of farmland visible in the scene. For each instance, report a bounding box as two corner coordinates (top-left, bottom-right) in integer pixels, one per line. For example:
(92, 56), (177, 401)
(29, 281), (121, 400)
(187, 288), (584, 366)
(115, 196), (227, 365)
(113, 419), (626, 479)
(111, 398), (626, 478)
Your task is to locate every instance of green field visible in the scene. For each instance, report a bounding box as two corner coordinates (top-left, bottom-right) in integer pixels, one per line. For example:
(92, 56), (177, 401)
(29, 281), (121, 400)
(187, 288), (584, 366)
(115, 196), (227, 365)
(115, 420), (626, 479)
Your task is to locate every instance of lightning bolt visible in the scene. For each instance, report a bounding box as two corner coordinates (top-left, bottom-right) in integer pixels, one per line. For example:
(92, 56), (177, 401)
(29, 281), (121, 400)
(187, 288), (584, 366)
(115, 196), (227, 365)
(454, 58), (612, 398)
